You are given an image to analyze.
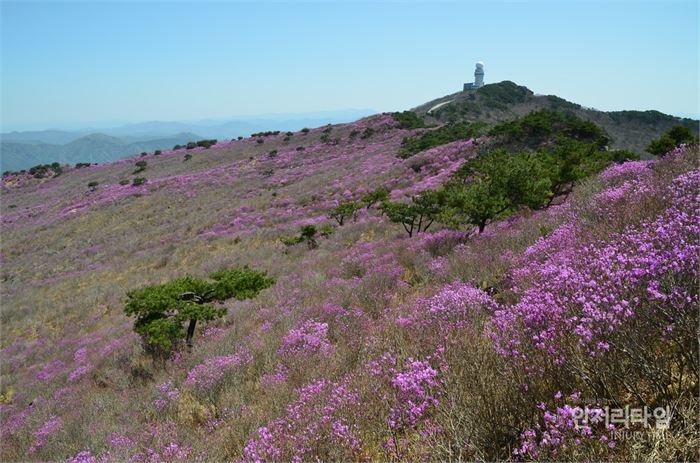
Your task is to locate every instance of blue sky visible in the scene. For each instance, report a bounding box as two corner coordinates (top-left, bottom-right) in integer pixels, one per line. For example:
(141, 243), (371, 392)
(1, 0), (698, 131)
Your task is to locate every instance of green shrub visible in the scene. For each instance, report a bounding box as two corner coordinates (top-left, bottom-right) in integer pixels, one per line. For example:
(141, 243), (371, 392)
(87, 181), (99, 191)
(183, 154), (192, 162)
(391, 111), (429, 129)
(545, 95), (581, 110)
(445, 143), (635, 232)
(319, 223), (334, 237)
(251, 131), (280, 137)
(195, 139), (217, 148)
(154, 150), (162, 156)
(280, 236), (303, 246)
(489, 110), (608, 150)
(476, 80), (532, 106)
(281, 225), (320, 249)
(119, 179), (130, 185)
(360, 127), (375, 139)
(27, 162), (63, 178)
(132, 177), (147, 187)
(646, 125), (698, 156)
(399, 122), (485, 158)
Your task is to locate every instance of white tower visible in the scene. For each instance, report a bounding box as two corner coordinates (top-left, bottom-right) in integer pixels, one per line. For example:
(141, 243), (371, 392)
(474, 61), (484, 88)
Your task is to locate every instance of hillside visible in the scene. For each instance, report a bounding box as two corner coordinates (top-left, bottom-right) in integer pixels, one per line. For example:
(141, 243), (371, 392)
(413, 81), (699, 157)
(0, 110), (698, 462)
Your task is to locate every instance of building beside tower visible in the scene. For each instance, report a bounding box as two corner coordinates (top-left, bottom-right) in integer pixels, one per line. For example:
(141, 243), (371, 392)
(464, 62), (485, 90)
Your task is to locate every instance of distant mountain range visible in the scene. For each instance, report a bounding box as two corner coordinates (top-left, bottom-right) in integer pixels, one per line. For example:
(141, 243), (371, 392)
(0, 109), (375, 172)
(0, 132), (203, 172)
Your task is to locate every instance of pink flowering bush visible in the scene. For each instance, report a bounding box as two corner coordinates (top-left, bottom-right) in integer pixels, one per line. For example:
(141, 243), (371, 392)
(259, 364), (289, 389)
(153, 380), (180, 411)
(66, 448), (99, 463)
(419, 228), (471, 257)
(514, 392), (617, 461)
(68, 364), (93, 382)
(184, 348), (253, 390)
(30, 415), (63, 453)
(421, 282), (496, 329)
(599, 159), (653, 180)
(427, 255), (449, 276)
(278, 319), (333, 358)
(368, 348), (447, 459)
(132, 441), (192, 463)
(489, 163), (699, 401)
(242, 378), (364, 462)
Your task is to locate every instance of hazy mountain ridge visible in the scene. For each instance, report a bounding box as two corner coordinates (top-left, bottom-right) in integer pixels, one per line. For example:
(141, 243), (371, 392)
(0, 110), (376, 171)
(0, 132), (202, 172)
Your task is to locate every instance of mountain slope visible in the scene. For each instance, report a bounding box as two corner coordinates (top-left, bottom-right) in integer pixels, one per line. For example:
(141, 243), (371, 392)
(0, 108), (697, 462)
(414, 81), (699, 157)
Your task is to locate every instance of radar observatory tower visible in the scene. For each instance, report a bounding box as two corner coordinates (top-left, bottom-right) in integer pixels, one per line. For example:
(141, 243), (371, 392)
(464, 61), (485, 91)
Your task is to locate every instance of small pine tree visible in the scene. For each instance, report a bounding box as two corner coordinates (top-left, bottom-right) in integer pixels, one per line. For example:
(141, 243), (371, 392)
(133, 160), (147, 174)
(361, 187), (390, 209)
(300, 224), (318, 249)
(380, 190), (442, 237)
(329, 201), (360, 226)
(124, 268), (273, 352)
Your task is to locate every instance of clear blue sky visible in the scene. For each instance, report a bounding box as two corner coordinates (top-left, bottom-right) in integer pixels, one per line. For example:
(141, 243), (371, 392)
(1, 0), (698, 131)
